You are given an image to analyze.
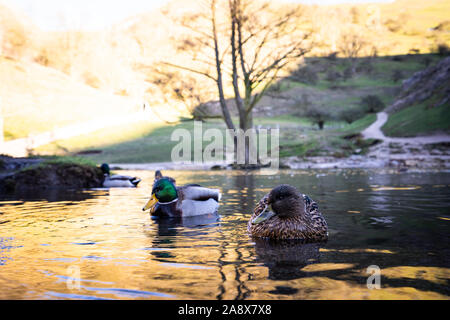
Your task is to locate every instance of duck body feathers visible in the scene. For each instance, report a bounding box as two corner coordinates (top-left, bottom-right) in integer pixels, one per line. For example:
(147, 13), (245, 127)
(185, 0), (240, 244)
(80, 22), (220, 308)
(100, 163), (141, 188)
(248, 192), (328, 241)
(102, 174), (141, 188)
(149, 171), (220, 218)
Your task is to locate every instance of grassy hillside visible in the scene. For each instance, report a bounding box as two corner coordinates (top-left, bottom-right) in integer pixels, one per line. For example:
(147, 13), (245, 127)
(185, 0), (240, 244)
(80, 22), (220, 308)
(34, 114), (378, 163)
(381, 55), (450, 137)
(382, 101), (450, 137)
(0, 57), (142, 140)
(1, 0), (449, 161)
(33, 53), (447, 162)
(256, 54), (443, 118)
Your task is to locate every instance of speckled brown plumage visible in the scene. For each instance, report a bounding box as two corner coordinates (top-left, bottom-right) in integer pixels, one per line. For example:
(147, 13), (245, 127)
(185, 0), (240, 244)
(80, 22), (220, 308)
(248, 186), (328, 241)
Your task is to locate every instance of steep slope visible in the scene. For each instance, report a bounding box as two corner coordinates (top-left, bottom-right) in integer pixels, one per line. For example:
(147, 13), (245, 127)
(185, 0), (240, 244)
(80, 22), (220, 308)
(386, 56), (450, 114)
(382, 57), (450, 136)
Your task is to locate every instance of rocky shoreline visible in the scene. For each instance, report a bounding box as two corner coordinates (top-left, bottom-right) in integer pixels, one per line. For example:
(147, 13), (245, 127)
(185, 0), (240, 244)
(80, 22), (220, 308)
(110, 151), (449, 172)
(1, 139), (448, 194)
(0, 155), (104, 193)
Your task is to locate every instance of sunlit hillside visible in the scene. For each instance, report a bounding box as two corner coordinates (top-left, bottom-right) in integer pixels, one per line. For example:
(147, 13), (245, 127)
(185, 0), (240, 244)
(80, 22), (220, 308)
(0, 0), (449, 141)
(0, 56), (144, 140)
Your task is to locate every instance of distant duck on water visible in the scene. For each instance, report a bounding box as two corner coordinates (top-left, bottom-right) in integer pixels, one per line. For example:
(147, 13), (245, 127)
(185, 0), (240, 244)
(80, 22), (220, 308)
(100, 163), (141, 188)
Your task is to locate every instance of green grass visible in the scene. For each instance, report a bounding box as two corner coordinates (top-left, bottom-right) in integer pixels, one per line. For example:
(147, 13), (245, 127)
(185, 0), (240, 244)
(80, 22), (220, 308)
(276, 114), (377, 158)
(279, 139), (320, 158)
(40, 156), (98, 167)
(382, 101), (450, 137)
(30, 54), (445, 162)
(18, 155), (98, 173)
(337, 114), (377, 135)
(36, 120), (198, 163)
(268, 55), (443, 129)
(333, 76), (398, 88)
(35, 107), (379, 162)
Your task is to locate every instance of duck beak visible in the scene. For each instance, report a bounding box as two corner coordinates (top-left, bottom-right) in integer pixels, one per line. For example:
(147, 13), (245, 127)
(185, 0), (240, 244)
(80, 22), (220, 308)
(143, 194), (158, 211)
(251, 206), (276, 225)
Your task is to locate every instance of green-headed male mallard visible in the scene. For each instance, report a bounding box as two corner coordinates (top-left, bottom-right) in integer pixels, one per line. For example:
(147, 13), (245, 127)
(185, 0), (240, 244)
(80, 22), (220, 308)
(248, 184), (328, 241)
(101, 163), (141, 188)
(142, 170), (221, 217)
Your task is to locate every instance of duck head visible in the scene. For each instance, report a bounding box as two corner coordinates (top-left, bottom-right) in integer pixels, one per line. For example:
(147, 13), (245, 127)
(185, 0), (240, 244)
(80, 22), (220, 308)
(142, 178), (178, 211)
(155, 170), (163, 180)
(100, 163), (110, 175)
(154, 170), (176, 184)
(252, 184), (306, 225)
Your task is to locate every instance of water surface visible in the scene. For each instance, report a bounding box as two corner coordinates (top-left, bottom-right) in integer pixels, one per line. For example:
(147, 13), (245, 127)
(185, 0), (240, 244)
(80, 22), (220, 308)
(0, 169), (449, 299)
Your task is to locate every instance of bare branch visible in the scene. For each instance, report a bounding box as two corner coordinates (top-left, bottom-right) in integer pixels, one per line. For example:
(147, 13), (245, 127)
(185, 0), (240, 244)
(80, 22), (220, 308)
(161, 61), (217, 81)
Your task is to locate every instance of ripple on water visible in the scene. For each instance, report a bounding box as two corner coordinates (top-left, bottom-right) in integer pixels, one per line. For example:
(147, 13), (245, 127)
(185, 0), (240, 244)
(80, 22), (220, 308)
(0, 169), (449, 300)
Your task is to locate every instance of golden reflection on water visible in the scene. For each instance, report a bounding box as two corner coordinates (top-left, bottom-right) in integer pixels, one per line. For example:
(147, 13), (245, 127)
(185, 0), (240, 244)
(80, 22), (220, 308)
(371, 186), (421, 191)
(0, 169), (449, 300)
(380, 266), (450, 285)
(320, 248), (396, 254)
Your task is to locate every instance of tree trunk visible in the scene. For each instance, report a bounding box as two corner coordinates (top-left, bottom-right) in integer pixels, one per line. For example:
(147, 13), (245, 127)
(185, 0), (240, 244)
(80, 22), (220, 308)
(238, 111), (254, 166)
(318, 120), (324, 130)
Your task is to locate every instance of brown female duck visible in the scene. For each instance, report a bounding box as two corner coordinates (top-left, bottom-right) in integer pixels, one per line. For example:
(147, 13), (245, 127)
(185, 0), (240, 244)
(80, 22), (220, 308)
(248, 185), (328, 241)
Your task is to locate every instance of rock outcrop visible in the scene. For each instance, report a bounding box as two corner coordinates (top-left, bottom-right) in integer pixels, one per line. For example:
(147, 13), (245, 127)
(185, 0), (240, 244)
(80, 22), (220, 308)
(386, 56), (450, 114)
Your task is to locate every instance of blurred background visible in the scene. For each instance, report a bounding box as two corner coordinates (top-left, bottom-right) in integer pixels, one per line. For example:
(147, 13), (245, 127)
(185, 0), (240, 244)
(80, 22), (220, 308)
(0, 0), (449, 301)
(0, 0), (449, 166)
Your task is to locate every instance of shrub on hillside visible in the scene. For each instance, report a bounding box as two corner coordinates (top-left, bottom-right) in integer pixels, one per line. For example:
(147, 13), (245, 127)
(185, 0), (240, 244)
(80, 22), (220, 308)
(289, 66), (318, 85)
(391, 70), (404, 83)
(422, 56), (432, 67)
(343, 66), (353, 80)
(356, 60), (373, 75)
(360, 95), (385, 113)
(325, 70), (341, 83)
(267, 82), (282, 94)
(326, 52), (338, 61)
(437, 43), (450, 56)
(303, 105), (334, 130)
(391, 56), (404, 62)
(339, 107), (365, 124)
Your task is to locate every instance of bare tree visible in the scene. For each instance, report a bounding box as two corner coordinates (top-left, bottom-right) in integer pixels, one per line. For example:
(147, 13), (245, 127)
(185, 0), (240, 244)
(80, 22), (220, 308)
(151, 67), (215, 120)
(338, 29), (366, 75)
(161, 0), (311, 164)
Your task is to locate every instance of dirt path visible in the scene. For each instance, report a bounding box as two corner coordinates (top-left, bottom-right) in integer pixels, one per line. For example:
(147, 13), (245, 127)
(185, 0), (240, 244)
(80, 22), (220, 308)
(282, 112), (450, 170)
(362, 112), (450, 144)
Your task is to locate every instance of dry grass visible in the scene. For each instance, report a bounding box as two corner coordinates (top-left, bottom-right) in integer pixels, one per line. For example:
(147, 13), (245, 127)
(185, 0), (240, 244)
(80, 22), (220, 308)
(0, 57), (143, 140)
(0, 0), (449, 142)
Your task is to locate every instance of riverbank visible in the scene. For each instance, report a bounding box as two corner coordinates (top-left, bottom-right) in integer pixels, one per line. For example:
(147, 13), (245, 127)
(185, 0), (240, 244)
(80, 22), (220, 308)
(109, 114), (450, 172)
(0, 155), (104, 193)
(111, 144), (450, 171)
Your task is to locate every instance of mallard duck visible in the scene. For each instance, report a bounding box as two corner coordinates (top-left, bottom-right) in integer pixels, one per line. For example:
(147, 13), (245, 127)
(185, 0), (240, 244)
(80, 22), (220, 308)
(248, 184), (328, 241)
(154, 170), (175, 184)
(142, 170), (220, 217)
(100, 163), (141, 188)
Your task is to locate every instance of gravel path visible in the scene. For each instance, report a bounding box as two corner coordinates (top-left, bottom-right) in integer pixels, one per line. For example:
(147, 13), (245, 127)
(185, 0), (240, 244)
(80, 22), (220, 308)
(362, 112), (450, 144)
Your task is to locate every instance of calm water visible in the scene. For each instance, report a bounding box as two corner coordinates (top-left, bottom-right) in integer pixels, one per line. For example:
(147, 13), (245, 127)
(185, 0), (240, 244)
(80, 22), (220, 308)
(0, 169), (449, 300)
